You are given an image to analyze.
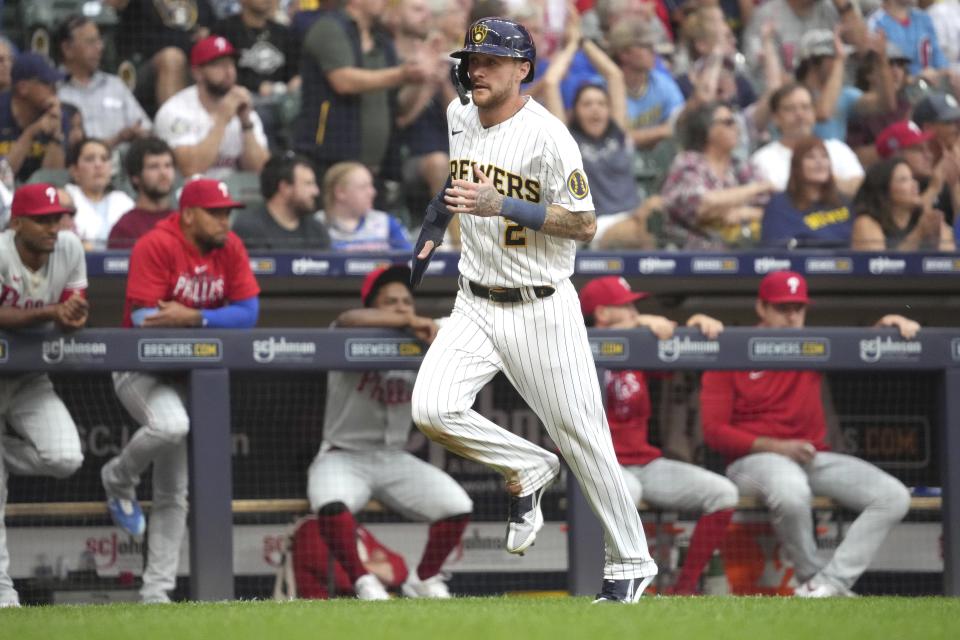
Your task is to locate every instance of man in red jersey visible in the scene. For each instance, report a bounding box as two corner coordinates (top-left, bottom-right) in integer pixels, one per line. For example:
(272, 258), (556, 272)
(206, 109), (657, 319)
(580, 276), (736, 595)
(101, 177), (260, 603)
(701, 271), (915, 598)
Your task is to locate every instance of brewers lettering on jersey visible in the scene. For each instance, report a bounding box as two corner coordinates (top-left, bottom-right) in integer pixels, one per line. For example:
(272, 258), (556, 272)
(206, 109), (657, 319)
(0, 184), (87, 608)
(411, 17), (657, 604)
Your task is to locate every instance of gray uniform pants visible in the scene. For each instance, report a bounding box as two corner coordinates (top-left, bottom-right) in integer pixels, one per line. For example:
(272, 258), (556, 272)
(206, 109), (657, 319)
(0, 374), (83, 605)
(621, 458), (738, 514)
(727, 451), (911, 589)
(105, 372), (189, 601)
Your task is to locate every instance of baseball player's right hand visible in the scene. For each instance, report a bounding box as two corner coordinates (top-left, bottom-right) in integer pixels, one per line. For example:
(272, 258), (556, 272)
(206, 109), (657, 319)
(409, 315), (439, 344)
(54, 294), (89, 330)
(770, 439), (817, 464)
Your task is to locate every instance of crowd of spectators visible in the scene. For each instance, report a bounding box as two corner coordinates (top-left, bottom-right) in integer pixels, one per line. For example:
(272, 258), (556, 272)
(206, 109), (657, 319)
(1, 0), (960, 252)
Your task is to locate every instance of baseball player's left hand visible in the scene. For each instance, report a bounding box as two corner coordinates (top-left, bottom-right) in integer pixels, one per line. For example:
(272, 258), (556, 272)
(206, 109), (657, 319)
(445, 164), (504, 218)
(875, 314), (920, 339)
(686, 314), (724, 340)
(142, 300), (202, 327)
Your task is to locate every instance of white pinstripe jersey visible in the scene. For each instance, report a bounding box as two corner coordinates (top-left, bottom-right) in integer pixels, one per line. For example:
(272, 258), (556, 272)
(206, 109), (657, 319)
(447, 97), (595, 288)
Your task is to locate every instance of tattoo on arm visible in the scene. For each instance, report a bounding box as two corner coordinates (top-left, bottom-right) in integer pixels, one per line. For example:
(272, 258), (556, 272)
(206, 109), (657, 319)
(475, 186), (505, 217)
(540, 206), (597, 242)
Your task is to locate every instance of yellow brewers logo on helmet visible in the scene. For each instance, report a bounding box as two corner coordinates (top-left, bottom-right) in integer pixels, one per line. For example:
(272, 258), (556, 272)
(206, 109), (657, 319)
(567, 169), (590, 200)
(471, 24), (489, 44)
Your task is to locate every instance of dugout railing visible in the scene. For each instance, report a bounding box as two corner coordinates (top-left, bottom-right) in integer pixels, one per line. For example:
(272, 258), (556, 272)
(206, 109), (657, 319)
(1, 327), (959, 599)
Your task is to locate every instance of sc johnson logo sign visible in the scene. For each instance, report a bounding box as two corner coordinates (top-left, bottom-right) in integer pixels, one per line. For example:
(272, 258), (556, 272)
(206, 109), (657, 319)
(345, 339), (423, 361)
(753, 257), (791, 274)
(868, 257), (906, 275)
(859, 336), (923, 363)
(638, 257), (676, 274)
(657, 336), (720, 362)
(42, 338), (108, 364)
(692, 257), (738, 273)
(138, 339), (223, 362)
(292, 258), (330, 276)
(252, 337), (316, 363)
(952, 338), (960, 361)
(589, 338), (628, 360)
(748, 337), (830, 362)
(577, 257), (624, 274)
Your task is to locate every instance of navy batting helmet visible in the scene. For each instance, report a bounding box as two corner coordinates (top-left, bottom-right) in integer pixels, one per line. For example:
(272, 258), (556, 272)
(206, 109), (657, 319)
(451, 17), (536, 89)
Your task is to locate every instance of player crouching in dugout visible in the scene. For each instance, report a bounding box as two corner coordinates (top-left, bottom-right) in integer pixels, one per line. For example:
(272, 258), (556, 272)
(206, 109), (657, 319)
(307, 265), (472, 600)
(0, 184), (87, 608)
(701, 271), (915, 597)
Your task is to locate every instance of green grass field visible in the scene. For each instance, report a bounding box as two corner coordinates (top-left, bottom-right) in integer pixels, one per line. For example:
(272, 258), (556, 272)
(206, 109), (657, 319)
(2, 596), (958, 640)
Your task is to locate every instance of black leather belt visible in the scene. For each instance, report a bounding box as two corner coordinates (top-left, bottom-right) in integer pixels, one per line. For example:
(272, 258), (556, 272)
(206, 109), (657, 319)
(467, 279), (556, 303)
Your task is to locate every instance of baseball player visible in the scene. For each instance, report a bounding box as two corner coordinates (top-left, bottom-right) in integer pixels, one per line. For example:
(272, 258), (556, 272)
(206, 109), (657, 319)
(0, 183), (86, 608)
(309, 265), (472, 600)
(409, 17), (657, 603)
(101, 178), (260, 604)
(579, 276), (738, 595)
(701, 271), (914, 597)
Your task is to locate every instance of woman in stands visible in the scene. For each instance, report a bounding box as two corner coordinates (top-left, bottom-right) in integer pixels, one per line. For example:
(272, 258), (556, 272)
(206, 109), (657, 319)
(63, 137), (134, 250)
(661, 101), (774, 249)
(761, 136), (853, 249)
(540, 12), (659, 250)
(850, 157), (956, 251)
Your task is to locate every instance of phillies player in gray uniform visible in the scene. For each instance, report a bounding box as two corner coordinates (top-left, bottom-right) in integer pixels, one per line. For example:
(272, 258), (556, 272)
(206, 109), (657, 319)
(410, 18), (657, 603)
(0, 184), (87, 607)
(309, 265), (472, 600)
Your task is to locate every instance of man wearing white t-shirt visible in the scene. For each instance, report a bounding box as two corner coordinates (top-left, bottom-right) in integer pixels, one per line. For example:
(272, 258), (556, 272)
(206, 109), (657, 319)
(154, 35), (269, 180)
(751, 83), (864, 197)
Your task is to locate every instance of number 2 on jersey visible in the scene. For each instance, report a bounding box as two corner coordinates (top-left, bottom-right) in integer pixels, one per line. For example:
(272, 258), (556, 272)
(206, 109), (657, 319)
(504, 222), (527, 247)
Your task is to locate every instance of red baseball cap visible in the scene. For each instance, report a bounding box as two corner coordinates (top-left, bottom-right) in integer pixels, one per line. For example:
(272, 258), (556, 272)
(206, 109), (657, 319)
(758, 271), (810, 304)
(11, 183), (73, 218)
(361, 265), (412, 306)
(191, 35), (236, 67)
(579, 276), (649, 317)
(179, 178), (245, 211)
(875, 121), (933, 158)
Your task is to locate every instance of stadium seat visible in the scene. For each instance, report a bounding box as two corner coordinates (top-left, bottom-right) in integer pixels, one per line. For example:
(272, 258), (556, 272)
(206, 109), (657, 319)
(224, 171), (264, 210)
(26, 167), (70, 187)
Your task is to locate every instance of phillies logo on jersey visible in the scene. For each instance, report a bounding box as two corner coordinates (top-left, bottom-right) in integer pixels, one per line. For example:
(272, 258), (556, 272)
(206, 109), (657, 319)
(0, 284), (45, 309)
(355, 371), (413, 405)
(172, 271), (225, 306)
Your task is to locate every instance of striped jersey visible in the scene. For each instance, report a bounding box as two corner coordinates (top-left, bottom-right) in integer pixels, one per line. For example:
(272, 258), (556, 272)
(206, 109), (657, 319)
(447, 96), (595, 288)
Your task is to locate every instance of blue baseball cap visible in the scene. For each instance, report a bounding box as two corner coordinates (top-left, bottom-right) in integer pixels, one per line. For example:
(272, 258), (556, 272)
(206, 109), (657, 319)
(12, 52), (63, 85)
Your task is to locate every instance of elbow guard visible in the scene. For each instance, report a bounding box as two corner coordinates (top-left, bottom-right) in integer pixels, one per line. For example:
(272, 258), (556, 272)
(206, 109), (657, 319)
(411, 175), (455, 289)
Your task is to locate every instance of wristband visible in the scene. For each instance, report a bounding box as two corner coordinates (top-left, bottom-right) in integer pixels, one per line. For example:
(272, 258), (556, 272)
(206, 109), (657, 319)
(501, 197), (547, 231)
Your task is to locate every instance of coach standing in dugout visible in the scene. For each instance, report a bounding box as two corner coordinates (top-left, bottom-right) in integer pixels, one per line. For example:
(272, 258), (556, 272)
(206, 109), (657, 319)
(409, 18), (658, 604)
(0, 184), (87, 608)
(701, 271), (914, 597)
(101, 178), (259, 604)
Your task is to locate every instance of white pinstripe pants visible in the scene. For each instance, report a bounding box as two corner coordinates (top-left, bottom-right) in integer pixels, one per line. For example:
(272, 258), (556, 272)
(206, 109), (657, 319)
(412, 279), (657, 580)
